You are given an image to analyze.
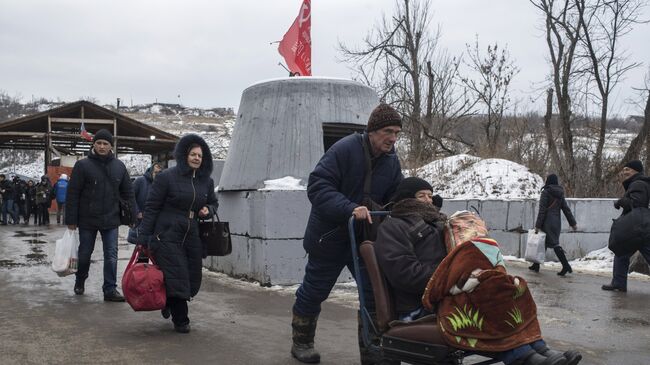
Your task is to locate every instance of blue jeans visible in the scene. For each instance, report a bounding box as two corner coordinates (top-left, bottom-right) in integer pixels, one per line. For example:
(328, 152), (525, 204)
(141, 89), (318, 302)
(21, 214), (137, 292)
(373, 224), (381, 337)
(76, 228), (119, 294)
(612, 242), (650, 289)
(293, 252), (375, 317)
(491, 339), (546, 364)
(2, 199), (17, 224)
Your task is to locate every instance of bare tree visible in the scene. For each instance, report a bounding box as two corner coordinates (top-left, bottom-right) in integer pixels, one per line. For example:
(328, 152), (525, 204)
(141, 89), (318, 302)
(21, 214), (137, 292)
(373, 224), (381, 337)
(338, 0), (476, 167)
(577, 0), (646, 182)
(531, 0), (587, 194)
(458, 38), (519, 155)
(616, 69), (650, 175)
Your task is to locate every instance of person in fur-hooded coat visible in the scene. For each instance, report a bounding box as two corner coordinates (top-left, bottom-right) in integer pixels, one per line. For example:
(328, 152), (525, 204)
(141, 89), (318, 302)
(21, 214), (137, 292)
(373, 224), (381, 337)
(138, 134), (218, 333)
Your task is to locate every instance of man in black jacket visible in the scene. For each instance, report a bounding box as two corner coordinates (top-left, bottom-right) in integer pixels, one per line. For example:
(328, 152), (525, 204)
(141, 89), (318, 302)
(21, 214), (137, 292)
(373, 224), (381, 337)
(291, 103), (403, 364)
(65, 129), (135, 302)
(0, 174), (17, 225)
(603, 160), (650, 292)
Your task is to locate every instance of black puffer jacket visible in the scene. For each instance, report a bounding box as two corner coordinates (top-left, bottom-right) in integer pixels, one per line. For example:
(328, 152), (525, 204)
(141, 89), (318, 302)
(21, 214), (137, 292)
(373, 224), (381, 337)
(616, 173), (650, 215)
(139, 134), (218, 300)
(535, 184), (576, 248)
(374, 199), (447, 315)
(65, 149), (134, 230)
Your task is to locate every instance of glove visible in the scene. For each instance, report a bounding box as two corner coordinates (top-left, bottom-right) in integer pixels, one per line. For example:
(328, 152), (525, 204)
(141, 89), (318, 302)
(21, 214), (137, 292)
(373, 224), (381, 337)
(614, 201), (620, 210)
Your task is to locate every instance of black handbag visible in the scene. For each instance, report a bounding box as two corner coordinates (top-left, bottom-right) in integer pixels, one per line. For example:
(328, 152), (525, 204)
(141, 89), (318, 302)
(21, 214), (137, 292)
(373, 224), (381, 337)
(608, 207), (650, 256)
(199, 214), (232, 256)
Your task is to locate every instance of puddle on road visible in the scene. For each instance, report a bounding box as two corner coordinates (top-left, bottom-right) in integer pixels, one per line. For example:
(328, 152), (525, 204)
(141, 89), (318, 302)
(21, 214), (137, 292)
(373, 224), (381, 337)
(24, 253), (48, 262)
(24, 239), (47, 244)
(0, 259), (26, 268)
(13, 231), (46, 238)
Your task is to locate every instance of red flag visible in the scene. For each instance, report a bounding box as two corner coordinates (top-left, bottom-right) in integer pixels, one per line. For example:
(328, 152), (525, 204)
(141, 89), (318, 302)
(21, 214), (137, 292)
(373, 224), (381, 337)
(278, 0), (311, 76)
(80, 121), (92, 141)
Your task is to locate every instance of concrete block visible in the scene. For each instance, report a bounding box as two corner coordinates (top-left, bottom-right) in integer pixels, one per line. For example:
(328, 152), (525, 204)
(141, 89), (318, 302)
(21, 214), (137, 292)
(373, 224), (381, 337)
(489, 231), (522, 257)
(247, 191), (310, 239)
(216, 191), (250, 235)
(506, 200), (537, 232)
(570, 199), (617, 233)
(443, 200), (468, 215)
(480, 200), (509, 231)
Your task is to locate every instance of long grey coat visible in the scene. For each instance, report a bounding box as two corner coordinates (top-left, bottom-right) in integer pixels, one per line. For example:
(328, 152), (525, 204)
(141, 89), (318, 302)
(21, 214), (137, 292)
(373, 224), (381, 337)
(535, 185), (576, 248)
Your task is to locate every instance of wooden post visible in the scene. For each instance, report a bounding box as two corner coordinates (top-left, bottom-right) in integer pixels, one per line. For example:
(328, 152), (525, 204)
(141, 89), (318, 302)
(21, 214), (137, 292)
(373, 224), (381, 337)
(113, 118), (118, 158)
(45, 115), (52, 174)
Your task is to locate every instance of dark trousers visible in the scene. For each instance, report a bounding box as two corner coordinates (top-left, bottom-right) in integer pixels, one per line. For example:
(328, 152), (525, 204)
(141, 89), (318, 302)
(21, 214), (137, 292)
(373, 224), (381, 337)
(293, 252), (375, 317)
(612, 243), (650, 289)
(38, 203), (50, 225)
(56, 202), (65, 224)
(76, 228), (119, 294)
(1, 199), (18, 224)
(167, 297), (189, 326)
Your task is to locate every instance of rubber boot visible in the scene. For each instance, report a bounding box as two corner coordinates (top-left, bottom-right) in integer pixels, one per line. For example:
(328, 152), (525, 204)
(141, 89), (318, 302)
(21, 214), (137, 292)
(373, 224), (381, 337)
(291, 313), (321, 364)
(554, 246), (572, 276)
(528, 263), (540, 272)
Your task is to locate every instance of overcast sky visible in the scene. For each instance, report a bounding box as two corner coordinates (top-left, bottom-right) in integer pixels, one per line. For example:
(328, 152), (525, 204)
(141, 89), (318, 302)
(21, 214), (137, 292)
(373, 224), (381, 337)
(1, 0), (648, 116)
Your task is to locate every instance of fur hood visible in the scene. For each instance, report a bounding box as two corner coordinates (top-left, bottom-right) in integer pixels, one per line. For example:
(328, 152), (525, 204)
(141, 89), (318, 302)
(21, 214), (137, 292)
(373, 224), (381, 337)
(174, 133), (213, 177)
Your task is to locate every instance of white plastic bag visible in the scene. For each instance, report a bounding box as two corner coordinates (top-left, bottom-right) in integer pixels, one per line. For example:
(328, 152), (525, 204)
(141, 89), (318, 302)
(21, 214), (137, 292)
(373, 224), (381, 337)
(524, 229), (546, 264)
(51, 229), (80, 277)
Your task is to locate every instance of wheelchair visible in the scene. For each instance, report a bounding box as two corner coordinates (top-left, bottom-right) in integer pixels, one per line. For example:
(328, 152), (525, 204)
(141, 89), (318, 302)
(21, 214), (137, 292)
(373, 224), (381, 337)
(348, 212), (499, 365)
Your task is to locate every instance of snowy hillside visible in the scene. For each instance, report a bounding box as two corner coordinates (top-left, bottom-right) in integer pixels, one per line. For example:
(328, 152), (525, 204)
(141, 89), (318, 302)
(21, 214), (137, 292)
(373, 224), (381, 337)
(415, 154), (544, 200)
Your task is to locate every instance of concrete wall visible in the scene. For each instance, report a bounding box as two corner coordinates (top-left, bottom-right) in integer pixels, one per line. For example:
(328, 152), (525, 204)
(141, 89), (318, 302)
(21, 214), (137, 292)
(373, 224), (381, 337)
(443, 198), (618, 260)
(205, 190), (354, 285)
(207, 196), (618, 285)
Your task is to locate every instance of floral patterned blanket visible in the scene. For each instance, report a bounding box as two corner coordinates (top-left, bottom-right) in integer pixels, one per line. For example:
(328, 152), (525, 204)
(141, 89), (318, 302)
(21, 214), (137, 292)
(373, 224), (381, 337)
(422, 238), (542, 351)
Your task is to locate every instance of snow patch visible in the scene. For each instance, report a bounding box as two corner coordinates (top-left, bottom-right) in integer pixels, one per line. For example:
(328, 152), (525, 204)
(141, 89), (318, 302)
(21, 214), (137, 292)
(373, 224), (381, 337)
(260, 176), (306, 191)
(415, 154), (544, 200)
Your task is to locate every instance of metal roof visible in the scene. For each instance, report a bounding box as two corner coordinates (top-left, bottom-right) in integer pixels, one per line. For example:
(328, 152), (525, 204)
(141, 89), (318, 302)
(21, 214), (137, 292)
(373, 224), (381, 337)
(0, 100), (178, 156)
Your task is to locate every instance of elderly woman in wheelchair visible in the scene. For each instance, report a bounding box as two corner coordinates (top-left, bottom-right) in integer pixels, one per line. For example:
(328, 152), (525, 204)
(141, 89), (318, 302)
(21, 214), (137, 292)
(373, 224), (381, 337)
(366, 177), (581, 365)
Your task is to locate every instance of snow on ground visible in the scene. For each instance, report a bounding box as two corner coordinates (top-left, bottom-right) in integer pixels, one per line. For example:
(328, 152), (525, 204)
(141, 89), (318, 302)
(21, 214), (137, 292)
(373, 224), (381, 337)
(415, 154), (544, 200)
(0, 156), (44, 179)
(260, 176), (306, 191)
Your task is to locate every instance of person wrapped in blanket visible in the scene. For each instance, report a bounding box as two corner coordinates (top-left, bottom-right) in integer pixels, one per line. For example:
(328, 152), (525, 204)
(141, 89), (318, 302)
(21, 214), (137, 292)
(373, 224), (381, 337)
(374, 177), (581, 365)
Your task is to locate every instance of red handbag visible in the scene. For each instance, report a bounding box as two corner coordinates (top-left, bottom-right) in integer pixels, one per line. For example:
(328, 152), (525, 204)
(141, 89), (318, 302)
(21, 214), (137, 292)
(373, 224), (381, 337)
(122, 246), (166, 311)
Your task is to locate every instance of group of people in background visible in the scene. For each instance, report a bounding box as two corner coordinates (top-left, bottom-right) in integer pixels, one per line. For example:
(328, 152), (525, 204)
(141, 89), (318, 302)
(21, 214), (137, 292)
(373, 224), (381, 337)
(0, 173), (68, 226)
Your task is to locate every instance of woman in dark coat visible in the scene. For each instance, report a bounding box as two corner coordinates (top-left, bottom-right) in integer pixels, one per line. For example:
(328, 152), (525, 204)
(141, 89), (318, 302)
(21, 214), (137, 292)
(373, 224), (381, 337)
(138, 134), (218, 333)
(531, 174), (577, 276)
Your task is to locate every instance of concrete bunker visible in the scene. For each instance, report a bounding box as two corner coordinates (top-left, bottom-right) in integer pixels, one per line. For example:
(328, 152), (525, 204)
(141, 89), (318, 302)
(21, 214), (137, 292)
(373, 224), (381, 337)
(207, 77), (379, 285)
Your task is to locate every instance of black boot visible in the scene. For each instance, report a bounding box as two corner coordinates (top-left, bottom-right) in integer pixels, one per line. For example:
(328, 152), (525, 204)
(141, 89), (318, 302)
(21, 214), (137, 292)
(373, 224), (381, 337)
(514, 349), (567, 365)
(536, 345), (582, 365)
(529, 263), (540, 272)
(291, 313), (321, 363)
(74, 278), (85, 295)
(554, 246), (572, 276)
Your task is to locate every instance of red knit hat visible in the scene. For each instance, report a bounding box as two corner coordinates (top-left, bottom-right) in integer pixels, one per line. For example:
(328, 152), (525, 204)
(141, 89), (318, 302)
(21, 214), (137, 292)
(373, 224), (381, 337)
(366, 103), (402, 132)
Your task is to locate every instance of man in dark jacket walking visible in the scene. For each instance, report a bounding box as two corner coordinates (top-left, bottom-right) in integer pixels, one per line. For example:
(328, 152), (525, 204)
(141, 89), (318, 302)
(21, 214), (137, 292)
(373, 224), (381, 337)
(0, 174), (17, 225)
(127, 162), (162, 244)
(603, 160), (650, 292)
(65, 129), (135, 302)
(291, 103), (403, 364)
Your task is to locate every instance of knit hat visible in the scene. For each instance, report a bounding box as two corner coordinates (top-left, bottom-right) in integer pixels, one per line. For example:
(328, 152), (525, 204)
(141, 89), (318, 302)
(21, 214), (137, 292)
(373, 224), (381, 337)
(391, 177), (433, 203)
(624, 160), (643, 173)
(366, 103), (402, 133)
(93, 129), (113, 145)
(545, 174), (559, 186)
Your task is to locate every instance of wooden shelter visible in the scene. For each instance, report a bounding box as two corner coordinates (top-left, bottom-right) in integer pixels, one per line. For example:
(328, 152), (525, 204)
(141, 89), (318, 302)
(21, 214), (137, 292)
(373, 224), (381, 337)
(0, 100), (179, 172)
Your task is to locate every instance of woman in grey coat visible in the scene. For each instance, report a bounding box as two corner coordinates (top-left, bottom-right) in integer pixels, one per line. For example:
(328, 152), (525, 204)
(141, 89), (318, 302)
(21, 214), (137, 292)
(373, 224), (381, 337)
(530, 174), (577, 276)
